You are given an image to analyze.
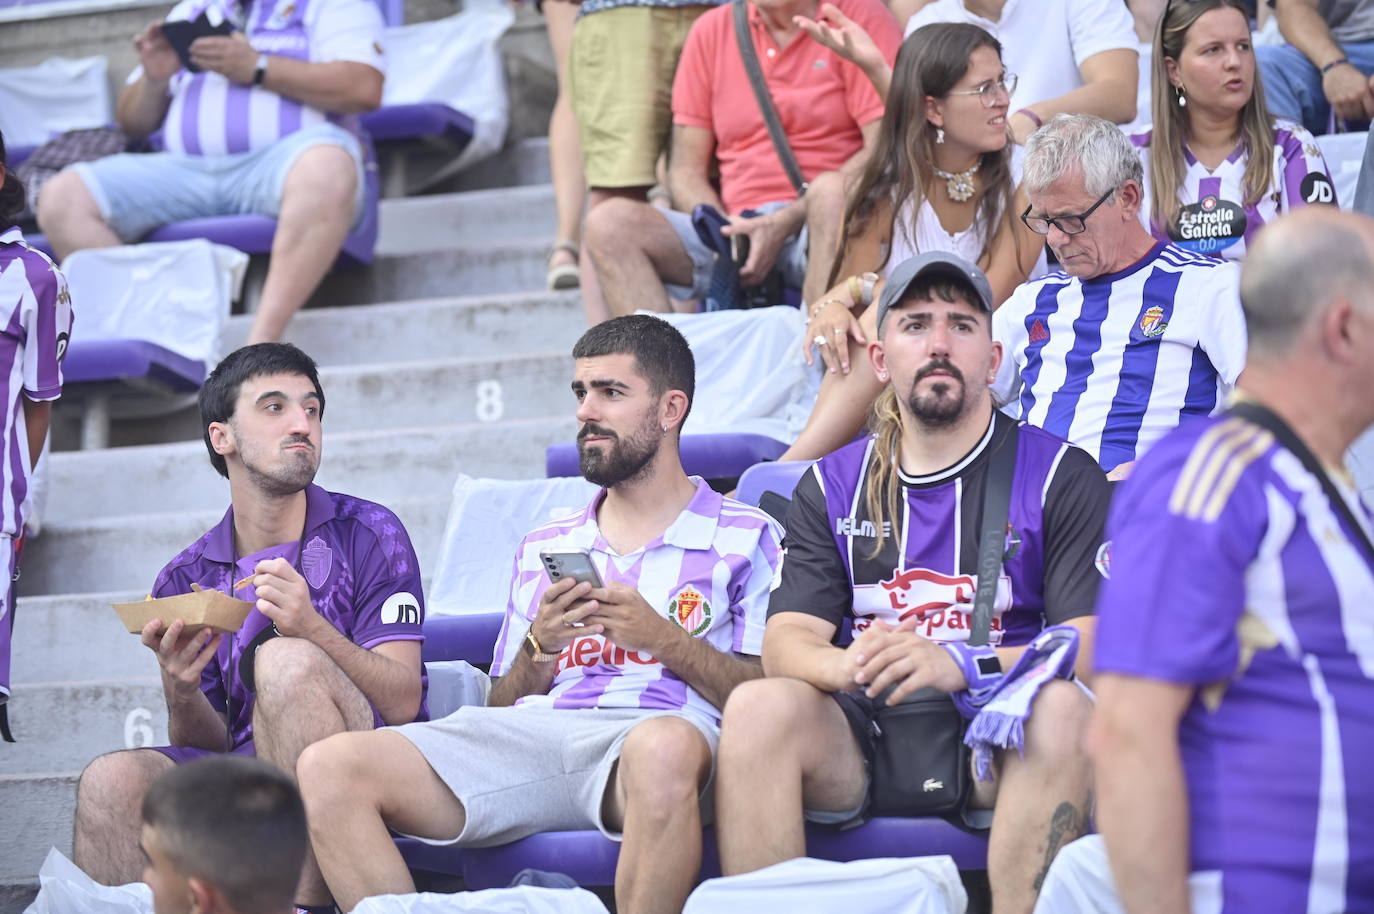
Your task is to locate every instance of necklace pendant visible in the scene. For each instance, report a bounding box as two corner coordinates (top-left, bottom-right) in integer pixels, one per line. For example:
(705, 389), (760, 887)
(947, 177), (975, 202)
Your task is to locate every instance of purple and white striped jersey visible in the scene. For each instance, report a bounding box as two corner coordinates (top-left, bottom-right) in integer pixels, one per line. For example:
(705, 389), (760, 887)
(993, 242), (1247, 473)
(490, 478), (782, 732)
(1097, 413), (1374, 912)
(0, 227), (72, 539)
(769, 412), (1110, 646)
(140, 0), (386, 157)
(1131, 121), (1335, 262)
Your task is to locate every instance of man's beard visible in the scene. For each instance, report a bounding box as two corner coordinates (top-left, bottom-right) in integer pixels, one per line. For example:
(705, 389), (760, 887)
(577, 418), (660, 488)
(906, 358), (970, 428)
(240, 434), (318, 497)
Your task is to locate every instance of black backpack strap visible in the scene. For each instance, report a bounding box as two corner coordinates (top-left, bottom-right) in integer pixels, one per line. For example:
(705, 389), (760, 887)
(731, 0), (808, 196)
(968, 423), (1018, 647)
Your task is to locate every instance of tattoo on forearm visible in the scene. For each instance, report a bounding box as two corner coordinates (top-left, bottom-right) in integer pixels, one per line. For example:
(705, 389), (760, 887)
(1032, 802), (1083, 892)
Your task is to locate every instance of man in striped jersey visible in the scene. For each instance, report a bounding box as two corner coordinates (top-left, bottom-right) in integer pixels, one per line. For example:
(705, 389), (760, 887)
(1046, 207), (1374, 913)
(994, 114), (1249, 479)
(715, 253), (1108, 913)
(299, 316), (783, 914)
(36, 0), (383, 345)
(0, 132), (73, 743)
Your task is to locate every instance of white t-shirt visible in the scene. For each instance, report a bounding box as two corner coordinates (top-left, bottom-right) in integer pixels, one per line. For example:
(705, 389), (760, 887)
(882, 146), (1048, 283)
(905, 0), (1138, 115)
(132, 0), (386, 157)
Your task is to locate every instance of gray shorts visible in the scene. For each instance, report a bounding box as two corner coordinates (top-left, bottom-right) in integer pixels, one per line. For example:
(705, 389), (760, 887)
(390, 705), (719, 847)
(660, 200), (809, 301)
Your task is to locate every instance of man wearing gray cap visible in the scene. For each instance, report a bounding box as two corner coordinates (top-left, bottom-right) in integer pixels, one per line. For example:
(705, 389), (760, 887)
(712, 251), (1110, 912)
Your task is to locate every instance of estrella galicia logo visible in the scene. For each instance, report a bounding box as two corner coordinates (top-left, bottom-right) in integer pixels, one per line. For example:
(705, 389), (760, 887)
(1301, 172), (1335, 205)
(1170, 194), (1244, 254)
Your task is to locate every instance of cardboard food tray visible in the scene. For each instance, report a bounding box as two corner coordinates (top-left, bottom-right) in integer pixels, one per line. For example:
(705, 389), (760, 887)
(113, 589), (255, 635)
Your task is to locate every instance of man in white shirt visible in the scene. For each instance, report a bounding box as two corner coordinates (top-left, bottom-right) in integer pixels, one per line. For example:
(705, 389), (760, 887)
(994, 114), (1248, 478)
(905, 0), (1138, 143)
(36, 0), (384, 345)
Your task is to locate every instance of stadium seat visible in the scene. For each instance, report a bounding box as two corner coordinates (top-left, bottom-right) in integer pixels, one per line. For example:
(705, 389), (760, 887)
(359, 103), (477, 198)
(545, 433), (788, 481)
(735, 459), (813, 511)
(405, 612), (990, 884)
(60, 339), (205, 449)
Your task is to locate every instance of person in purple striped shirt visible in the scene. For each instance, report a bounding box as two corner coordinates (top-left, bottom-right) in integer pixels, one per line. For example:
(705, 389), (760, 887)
(1130, 0), (1336, 263)
(714, 252), (1106, 914)
(0, 129), (74, 745)
(299, 315), (783, 914)
(35, 0), (383, 345)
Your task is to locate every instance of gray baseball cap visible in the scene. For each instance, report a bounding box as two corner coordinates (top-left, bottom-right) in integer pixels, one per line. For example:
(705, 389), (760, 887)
(875, 251), (995, 332)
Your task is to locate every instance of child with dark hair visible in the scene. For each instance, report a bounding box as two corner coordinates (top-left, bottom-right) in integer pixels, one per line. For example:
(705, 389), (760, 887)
(141, 756), (306, 914)
(0, 129), (74, 742)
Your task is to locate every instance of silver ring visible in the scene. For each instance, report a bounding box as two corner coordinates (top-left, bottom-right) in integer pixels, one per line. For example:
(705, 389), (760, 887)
(834, 327), (844, 334)
(812, 334), (827, 348)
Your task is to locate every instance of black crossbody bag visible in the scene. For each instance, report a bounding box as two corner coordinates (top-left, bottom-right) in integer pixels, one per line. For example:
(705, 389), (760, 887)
(867, 425), (1018, 817)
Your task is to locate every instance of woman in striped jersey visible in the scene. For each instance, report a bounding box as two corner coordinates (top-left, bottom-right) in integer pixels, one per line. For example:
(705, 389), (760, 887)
(1131, 0), (1335, 261)
(783, 21), (1046, 462)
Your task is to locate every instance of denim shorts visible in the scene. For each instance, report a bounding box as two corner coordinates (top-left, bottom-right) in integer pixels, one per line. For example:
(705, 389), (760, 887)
(660, 200), (809, 302)
(70, 121), (366, 242)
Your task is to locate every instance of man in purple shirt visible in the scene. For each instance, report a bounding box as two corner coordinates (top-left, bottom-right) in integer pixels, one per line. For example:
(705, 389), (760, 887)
(71, 344), (426, 914)
(715, 253), (1107, 914)
(1070, 208), (1374, 912)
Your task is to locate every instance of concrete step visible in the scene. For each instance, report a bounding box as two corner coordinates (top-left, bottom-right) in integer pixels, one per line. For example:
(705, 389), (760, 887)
(45, 416), (576, 525)
(22, 494), (450, 597)
(222, 289), (584, 367)
(448, 137), (552, 194)
(53, 347), (574, 450)
(312, 238), (554, 307)
(12, 591), (145, 684)
(376, 185), (557, 255)
(0, 878), (37, 914)
(0, 772), (76, 880)
(0, 679), (166, 777)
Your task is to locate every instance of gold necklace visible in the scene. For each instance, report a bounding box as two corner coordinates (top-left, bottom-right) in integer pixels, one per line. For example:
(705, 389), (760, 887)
(932, 161), (980, 202)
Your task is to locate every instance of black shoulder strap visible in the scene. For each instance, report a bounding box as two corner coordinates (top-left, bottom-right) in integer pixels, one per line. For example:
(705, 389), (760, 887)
(731, 0), (808, 197)
(969, 421), (1018, 647)
(1228, 400), (1374, 563)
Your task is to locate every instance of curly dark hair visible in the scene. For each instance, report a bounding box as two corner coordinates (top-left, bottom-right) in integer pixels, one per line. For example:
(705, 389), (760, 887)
(0, 130), (25, 229)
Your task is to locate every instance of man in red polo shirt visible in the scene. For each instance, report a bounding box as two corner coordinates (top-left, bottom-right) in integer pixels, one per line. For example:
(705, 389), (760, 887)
(583, 0), (900, 317)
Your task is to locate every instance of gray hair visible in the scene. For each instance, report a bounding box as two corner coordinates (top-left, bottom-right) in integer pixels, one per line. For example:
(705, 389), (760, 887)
(1241, 217), (1374, 357)
(1022, 114), (1144, 198)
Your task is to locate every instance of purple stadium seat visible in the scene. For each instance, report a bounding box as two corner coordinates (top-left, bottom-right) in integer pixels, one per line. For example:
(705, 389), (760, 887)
(735, 459), (813, 509)
(406, 612), (990, 884)
(60, 339), (206, 449)
(360, 104), (475, 149)
(546, 433), (788, 480)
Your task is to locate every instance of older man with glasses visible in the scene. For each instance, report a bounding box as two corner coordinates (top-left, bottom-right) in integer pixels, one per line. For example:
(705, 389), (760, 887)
(992, 113), (1249, 480)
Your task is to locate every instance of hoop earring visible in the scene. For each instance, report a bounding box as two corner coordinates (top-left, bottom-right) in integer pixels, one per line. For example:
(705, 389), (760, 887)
(935, 126), (945, 145)
(1175, 85), (1186, 108)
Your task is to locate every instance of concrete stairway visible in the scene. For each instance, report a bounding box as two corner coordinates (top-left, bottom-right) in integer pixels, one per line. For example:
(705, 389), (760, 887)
(0, 138), (574, 910)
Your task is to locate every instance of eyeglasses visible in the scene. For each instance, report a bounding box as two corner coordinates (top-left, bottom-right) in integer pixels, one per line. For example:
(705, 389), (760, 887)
(1019, 188), (1117, 236)
(945, 72), (1019, 108)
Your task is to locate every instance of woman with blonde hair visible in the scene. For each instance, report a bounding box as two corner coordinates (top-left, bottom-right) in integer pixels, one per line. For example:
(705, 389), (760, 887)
(1132, 0), (1334, 260)
(780, 21), (1043, 463)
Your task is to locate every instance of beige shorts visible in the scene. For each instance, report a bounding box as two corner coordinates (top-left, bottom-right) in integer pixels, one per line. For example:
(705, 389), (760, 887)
(568, 4), (712, 189)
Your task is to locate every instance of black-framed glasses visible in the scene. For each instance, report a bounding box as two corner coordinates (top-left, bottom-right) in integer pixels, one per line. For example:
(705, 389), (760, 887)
(1020, 188), (1117, 236)
(946, 72), (1019, 108)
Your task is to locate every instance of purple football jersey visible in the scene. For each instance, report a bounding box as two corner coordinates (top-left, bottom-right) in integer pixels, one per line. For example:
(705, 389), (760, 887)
(1097, 413), (1374, 911)
(151, 485), (428, 748)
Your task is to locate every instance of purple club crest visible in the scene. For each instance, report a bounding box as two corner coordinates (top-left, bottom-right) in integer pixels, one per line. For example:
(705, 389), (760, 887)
(302, 536), (334, 589)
